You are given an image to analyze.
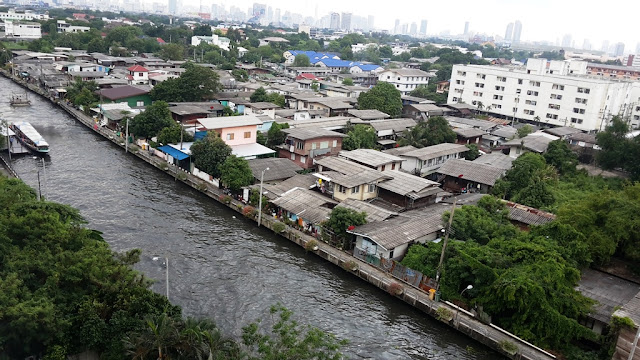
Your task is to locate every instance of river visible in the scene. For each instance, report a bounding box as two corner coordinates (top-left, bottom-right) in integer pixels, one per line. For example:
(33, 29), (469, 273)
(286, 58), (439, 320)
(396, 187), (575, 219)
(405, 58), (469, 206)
(1, 78), (501, 360)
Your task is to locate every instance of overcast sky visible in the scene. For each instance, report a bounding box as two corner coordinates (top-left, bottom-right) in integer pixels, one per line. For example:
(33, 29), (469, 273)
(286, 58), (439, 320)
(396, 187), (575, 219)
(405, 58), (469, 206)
(205, 0), (638, 53)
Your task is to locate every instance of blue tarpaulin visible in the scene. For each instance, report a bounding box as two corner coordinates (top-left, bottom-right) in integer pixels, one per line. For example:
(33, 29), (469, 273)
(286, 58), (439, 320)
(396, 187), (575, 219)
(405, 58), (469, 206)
(194, 131), (207, 141)
(157, 145), (189, 160)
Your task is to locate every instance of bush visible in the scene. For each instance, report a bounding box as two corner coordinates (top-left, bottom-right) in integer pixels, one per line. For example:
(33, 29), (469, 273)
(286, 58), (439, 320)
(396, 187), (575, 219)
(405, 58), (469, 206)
(219, 194), (232, 204)
(242, 205), (256, 218)
(498, 340), (518, 355)
(272, 222), (286, 233)
(304, 239), (319, 252)
(436, 307), (453, 322)
(177, 172), (187, 181)
(342, 260), (358, 271)
(388, 282), (404, 296)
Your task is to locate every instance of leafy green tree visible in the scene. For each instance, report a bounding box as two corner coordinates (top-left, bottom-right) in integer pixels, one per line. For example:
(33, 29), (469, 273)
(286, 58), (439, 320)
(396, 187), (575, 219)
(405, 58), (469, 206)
(357, 82), (402, 118)
(342, 78), (354, 86)
(293, 54), (311, 67)
(266, 93), (285, 107)
(379, 45), (393, 58)
(66, 78), (98, 105)
(342, 124), (377, 151)
(265, 122), (289, 149)
(190, 133), (232, 178)
(156, 122), (194, 145)
(596, 116), (636, 176)
(220, 155), (254, 192)
(151, 64), (222, 102)
(409, 84), (448, 104)
(397, 116), (456, 148)
(250, 87), (268, 102)
(159, 43), (185, 61)
(128, 101), (174, 140)
(193, 24), (213, 36)
(87, 38), (108, 53)
(231, 69), (249, 82)
(544, 140), (578, 176)
(517, 124), (534, 138)
(464, 144), (480, 160)
(492, 152), (556, 207)
(325, 207), (367, 241)
(449, 196), (518, 245)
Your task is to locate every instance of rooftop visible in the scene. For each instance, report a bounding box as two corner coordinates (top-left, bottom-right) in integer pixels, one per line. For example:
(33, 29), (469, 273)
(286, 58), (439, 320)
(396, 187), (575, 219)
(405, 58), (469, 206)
(473, 153), (514, 170)
(543, 126), (583, 137)
(96, 85), (149, 100)
(339, 149), (404, 168)
(579, 269), (640, 324)
(568, 132), (597, 143)
(247, 157), (303, 182)
(446, 116), (497, 131)
(503, 200), (556, 226)
(196, 115), (263, 130)
(347, 109), (390, 120)
(316, 157), (392, 188)
(271, 187), (336, 224)
(377, 170), (440, 198)
(246, 102), (281, 110)
(453, 127), (485, 138)
(359, 118), (417, 133)
(336, 198), (398, 223)
(401, 95), (435, 104)
(383, 145), (418, 157)
(503, 133), (556, 153)
(408, 104), (452, 113)
(382, 68), (434, 77)
(168, 103), (224, 116)
(283, 128), (347, 140)
(401, 143), (469, 161)
(436, 158), (505, 186)
(262, 174), (317, 200)
(491, 126), (517, 139)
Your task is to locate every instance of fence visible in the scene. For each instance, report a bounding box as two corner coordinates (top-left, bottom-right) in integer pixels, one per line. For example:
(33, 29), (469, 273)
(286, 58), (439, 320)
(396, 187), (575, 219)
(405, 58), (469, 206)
(353, 248), (438, 293)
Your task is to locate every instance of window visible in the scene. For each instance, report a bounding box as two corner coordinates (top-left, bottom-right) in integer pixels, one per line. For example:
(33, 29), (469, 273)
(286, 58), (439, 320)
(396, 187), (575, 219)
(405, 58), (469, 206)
(524, 109), (535, 115)
(296, 141), (304, 150)
(454, 88), (463, 93)
(477, 74), (486, 79)
(456, 80), (465, 85)
(389, 250), (394, 259)
(526, 90), (539, 96)
(493, 95), (503, 100)
(495, 86), (505, 91)
(473, 91), (483, 97)
(548, 104), (560, 110)
(338, 185), (346, 194)
(573, 108), (586, 114)
(529, 81), (541, 87)
(291, 153), (296, 160)
(577, 87), (590, 94)
(575, 98), (588, 104)
(552, 84), (565, 90)
(391, 163), (396, 170)
(226, 133), (234, 140)
(368, 184), (376, 193)
(312, 142), (317, 150)
(244, 131), (251, 139)
(381, 165), (386, 171)
(452, 97), (458, 102)
(320, 141), (329, 149)
(300, 156), (306, 163)
(546, 113), (558, 120)
(497, 76), (507, 82)
(138, 72), (144, 76)
(571, 117), (583, 124)
(475, 82), (484, 88)
(351, 185), (360, 194)
(492, 104), (502, 109)
(332, 140), (337, 147)
(457, 71), (466, 76)
(518, 79), (523, 85)
(525, 100), (537, 105)
(550, 94), (562, 100)
(136, 101), (144, 107)
(516, 89), (522, 94)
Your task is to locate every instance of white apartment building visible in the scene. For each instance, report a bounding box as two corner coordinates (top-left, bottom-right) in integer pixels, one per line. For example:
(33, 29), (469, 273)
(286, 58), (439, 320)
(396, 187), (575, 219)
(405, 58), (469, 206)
(448, 58), (640, 131)
(0, 9), (49, 21)
(0, 20), (41, 39)
(56, 20), (90, 33)
(378, 69), (434, 95)
(191, 35), (231, 51)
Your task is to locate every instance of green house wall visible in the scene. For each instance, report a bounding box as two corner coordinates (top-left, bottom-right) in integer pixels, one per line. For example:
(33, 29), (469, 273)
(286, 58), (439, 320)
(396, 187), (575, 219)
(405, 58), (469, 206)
(105, 94), (153, 108)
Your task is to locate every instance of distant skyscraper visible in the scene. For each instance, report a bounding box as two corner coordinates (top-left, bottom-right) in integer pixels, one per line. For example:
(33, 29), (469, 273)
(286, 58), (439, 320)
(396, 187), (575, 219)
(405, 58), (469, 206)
(168, 0), (176, 14)
(410, 22), (417, 36)
(329, 12), (340, 30)
(341, 12), (352, 31)
(267, 6), (273, 22)
(463, 21), (469, 35)
(614, 42), (625, 57)
(635, 43), (640, 54)
(367, 15), (374, 31)
(394, 19), (400, 34)
(504, 22), (514, 42)
(582, 39), (591, 51)
(601, 40), (610, 53)
(561, 34), (572, 48)
(512, 20), (522, 43)
(275, 8), (281, 23)
(401, 23), (408, 35)
(419, 19), (427, 35)
(252, 3), (266, 19)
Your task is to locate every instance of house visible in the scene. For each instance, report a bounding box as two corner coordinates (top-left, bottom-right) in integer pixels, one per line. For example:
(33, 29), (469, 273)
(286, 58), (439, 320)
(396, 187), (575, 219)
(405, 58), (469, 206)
(168, 102), (224, 124)
(347, 109), (390, 121)
(435, 159), (505, 194)
(94, 103), (140, 130)
(349, 64), (383, 74)
(567, 132), (598, 149)
(247, 157), (303, 183)
(306, 98), (353, 117)
(335, 198), (397, 222)
(338, 149), (403, 172)
(491, 125), (518, 143)
(244, 102), (281, 119)
(543, 126), (582, 140)
(191, 35), (231, 50)
(443, 103), (477, 117)
(502, 200), (556, 229)
(377, 68), (434, 95)
(351, 118), (417, 149)
(436, 80), (449, 93)
(259, 37), (289, 47)
(56, 20), (89, 33)
(502, 132), (557, 158)
(261, 174), (318, 200)
(278, 128), (347, 169)
(473, 153), (514, 170)
(126, 65), (149, 85)
(96, 85), (152, 108)
(314, 156), (393, 202)
(401, 95), (435, 106)
(348, 207), (445, 260)
(388, 143), (469, 176)
(453, 127), (484, 145)
(376, 170), (442, 210)
(403, 103), (452, 121)
(271, 187), (336, 233)
(68, 71), (107, 82)
(196, 115), (275, 159)
(278, 116), (352, 132)
(446, 116), (497, 133)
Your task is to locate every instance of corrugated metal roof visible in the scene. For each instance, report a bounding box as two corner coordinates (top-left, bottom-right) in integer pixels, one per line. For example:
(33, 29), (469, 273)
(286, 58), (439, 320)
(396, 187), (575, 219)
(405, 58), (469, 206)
(197, 115), (263, 130)
(503, 133), (555, 153)
(248, 157), (303, 182)
(271, 187), (336, 224)
(339, 149), (403, 168)
(473, 153), (514, 170)
(283, 128), (347, 140)
(437, 159), (505, 186)
(402, 143), (469, 161)
(377, 170), (439, 196)
(336, 198), (398, 222)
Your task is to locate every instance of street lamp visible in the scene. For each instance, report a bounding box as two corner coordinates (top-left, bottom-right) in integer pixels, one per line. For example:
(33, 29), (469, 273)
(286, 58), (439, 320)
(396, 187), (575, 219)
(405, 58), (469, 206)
(455, 284), (473, 326)
(33, 156), (46, 200)
(257, 167), (269, 227)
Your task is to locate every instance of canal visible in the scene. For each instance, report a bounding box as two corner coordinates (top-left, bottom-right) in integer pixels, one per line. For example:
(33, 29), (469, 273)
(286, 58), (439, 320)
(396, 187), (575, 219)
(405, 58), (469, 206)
(1, 78), (501, 360)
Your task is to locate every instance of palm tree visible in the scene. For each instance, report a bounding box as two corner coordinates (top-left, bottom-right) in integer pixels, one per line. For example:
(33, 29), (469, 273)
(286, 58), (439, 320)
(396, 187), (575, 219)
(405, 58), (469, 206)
(124, 313), (179, 360)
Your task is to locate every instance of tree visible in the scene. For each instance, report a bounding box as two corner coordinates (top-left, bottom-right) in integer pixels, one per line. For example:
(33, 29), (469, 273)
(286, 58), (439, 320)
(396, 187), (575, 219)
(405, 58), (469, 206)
(250, 87), (268, 102)
(87, 38), (108, 53)
(292, 54), (311, 67)
(464, 144), (480, 160)
(159, 43), (185, 61)
(397, 116), (456, 148)
(66, 78), (98, 106)
(193, 24), (213, 36)
(342, 124), (377, 151)
(156, 122), (194, 145)
(265, 122), (289, 149)
(128, 101), (174, 140)
(409, 84), (447, 104)
(492, 152), (557, 208)
(190, 133), (232, 178)
(544, 140), (578, 176)
(220, 155), (254, 192)
(357, 82), (402, 118)
(151, 64), (222, 102)
(342, 78), (354, 86)
(325, 207), (367, 242)
(596, 116), (637, 177)
(517, 124), (534, 138)
(242, 304), (347, 360)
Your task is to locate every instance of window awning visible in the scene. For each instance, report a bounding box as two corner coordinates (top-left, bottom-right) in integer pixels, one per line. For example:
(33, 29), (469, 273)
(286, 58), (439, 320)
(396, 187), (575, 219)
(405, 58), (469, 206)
(157, 145), (189, 160)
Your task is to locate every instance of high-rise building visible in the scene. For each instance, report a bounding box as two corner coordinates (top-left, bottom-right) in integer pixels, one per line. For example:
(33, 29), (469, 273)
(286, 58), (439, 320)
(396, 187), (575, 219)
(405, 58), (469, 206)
(394, 19), (400, 34)
(410, 22), (417, 36)
(504, 22), (514, 42)
(252, 3), (266, 19)
(614, 42), (625, 57)
(168, 0), (176, 14)
(341, 12), (351, 31)
(561, 34), (572, 48)
(601, 40), (610, 53)
(419, 19), (427, 36)
(582, 39), (591, 51)
(636, 43), (640, 55)
(330, 12), (340, 30)
(463, 21), (469, 35)
(275, 8), (281, 23)
(512, 20), (522, 43)
(367, 15), (374, 31)
(401, 23), (408, 35)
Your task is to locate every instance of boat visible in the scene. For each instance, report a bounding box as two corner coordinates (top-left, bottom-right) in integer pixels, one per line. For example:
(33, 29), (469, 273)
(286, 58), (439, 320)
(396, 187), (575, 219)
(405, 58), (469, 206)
(10, 122), (49, 154)
(10, 91), (31, 106)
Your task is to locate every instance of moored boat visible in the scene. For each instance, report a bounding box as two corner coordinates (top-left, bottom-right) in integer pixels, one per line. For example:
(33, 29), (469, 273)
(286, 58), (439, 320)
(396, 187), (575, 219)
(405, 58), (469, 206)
(10, 92), (31, 106)
(10, 121), (49, 154)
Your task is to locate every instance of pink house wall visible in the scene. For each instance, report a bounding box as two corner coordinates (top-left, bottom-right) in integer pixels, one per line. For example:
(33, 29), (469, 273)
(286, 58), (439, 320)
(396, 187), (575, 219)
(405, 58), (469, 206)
(216, 125), (257, 146)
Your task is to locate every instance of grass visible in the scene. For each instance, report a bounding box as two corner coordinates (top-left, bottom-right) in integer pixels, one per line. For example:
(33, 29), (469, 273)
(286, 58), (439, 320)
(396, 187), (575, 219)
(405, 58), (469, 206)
(1, 41), (29, 50)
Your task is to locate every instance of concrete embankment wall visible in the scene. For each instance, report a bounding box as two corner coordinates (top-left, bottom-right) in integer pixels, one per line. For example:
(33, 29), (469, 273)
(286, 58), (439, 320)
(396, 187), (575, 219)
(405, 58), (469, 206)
(0, 71), (556, 360)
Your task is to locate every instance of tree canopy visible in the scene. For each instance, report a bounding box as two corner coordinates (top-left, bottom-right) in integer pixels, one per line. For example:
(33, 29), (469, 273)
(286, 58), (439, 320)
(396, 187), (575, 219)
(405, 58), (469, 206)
(596, 116), (640, 180)
(357, 82), (402, 118)
(220, 155), (254, 192)
(492, 152), (557, 208)
(324, 207), (367, 241)
(151, 64), (222, 102)
(264, 122), (290, 149)
(292, 54), (311, 67)
(250, 87), (285, 107)
(342, 124), (378, 151)
(397, 116), (456, 148)
(128, 101), (174, 140)
(190, 133), (232, 179)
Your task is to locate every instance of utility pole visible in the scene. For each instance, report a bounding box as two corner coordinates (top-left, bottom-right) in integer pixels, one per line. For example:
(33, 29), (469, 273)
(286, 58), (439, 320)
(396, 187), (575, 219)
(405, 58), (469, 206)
(125, 117), (129, 153)
(435, 198), (457, 291)
(165, 257), (169, 300)
(257, 167), (269, 227)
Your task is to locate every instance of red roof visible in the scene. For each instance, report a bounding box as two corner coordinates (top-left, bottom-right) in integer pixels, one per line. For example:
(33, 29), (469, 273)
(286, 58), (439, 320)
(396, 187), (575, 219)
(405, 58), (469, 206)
(127, 65), (148, 72)
(156, 37), (166, 44)
(296, 73), (320, 81)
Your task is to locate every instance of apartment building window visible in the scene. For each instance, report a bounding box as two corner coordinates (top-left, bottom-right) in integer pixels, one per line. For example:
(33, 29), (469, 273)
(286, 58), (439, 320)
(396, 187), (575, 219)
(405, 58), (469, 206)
(550, 94), (563, 100)
(552, 84), (564, 90)
(493, 95), (503, 100)
(296, 141), (304, 150)
(454, 88), (463, 94)
(456, 80), (465, 85)
(338, 185), (346, 194)
(529, 81), (541, 87)
(527, 90), (539, 96)
(497, 76), (507, 82)
(320, 141), (329, 149)
(351, 185), (360, 194)
(311, 142), (317, 150)
(575, 98), (588, 104)
(634, 115), (640, 120)
(475, 82), (484, 88)
(457, 71), (466, 76)
(548, 104), (561, 110)
(368, 184), (376, 192)
(391, 163), (396, 170)
(452, 97), (458, 102)
(525, 100), (537, 105)
(226, 133), (234, 140)
(291, 153), (296, 160)
(571, 117), (583, 124)
(381, 165), (386, 171)
(513, 107), (518, 113)
(473, 91), (483, 97)
(524, 109), (535, 115)
(492, 104), (502, 109)
(333, 140), (337, 147)
(244, 131), (251, 139)
(495, 86), (505, 91)
(577, 87), (591, 94)
(635, 106), (640, 111)
(573, 108), (586, 114)
(516, 89), (521, 94)
(518, 79), (524, 84)
(546, 113), (558, 120)
(477, 74), (486, 79)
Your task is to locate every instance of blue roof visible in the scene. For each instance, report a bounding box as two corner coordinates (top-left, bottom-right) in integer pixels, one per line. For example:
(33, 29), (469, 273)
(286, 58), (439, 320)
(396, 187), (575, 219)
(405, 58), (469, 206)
(355, 64), (381, 71)
(289, 50), (341, 64)
(317, 59), (364, 68)
(157, 145), (189, 160)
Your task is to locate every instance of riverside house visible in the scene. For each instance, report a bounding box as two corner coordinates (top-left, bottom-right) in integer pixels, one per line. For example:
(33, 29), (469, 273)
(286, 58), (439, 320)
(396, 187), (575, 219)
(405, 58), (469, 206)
(95, 85), (152, 108)
(278, 128), (347, 169)
(196, 115), (275, 159)
(384, 143), (469, 177)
